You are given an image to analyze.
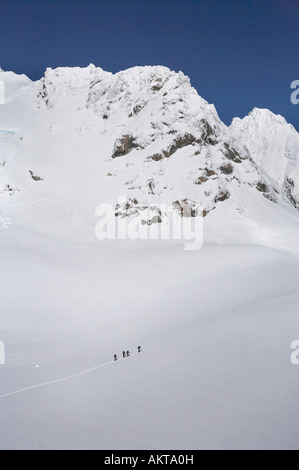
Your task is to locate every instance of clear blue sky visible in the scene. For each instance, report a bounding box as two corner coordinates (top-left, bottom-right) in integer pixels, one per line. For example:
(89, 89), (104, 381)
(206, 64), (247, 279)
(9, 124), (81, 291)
(0, 0), (298, 130)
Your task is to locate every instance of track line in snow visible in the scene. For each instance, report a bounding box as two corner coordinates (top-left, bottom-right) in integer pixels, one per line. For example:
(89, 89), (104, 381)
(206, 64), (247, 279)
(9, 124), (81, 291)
(0, 354), (138, 400)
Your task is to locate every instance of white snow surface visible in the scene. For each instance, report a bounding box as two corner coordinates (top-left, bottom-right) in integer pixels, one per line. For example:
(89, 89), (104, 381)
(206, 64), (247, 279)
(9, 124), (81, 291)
(0, 65), (298, 450)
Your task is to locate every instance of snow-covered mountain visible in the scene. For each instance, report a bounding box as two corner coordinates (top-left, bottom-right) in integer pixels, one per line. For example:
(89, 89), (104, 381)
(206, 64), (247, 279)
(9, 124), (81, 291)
(230, 108), (299, 209)
(1, 66), (299, 450)
(0, 64), (298, 248)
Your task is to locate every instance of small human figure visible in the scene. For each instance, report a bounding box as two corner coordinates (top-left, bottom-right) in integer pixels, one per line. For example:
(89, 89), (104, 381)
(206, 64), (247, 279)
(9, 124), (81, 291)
(114, 354), (118, 362)
(123, 351), (126, 359)
(126, 351), (130, 357)
(138, 346), (142, 353)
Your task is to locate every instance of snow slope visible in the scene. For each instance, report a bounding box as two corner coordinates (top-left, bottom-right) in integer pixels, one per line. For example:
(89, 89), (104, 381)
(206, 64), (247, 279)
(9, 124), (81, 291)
(0, 65), (298, 450)
(0, 233), (298, 450)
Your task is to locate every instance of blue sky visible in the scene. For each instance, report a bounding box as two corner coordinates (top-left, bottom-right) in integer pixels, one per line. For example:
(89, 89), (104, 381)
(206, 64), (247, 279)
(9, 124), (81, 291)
(0, 0), (298, 130)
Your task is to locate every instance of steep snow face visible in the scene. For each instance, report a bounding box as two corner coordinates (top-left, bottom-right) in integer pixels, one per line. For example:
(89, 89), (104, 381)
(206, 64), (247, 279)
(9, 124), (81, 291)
(230, 108), (299, 209)
(0, 65), (298, 246)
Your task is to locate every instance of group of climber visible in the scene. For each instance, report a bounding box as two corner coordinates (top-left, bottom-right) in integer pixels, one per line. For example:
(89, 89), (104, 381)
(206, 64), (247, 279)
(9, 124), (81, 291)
(114, 346), (142, 361)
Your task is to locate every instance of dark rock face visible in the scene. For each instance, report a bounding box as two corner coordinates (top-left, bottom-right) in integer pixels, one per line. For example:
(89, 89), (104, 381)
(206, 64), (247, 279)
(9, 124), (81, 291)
(29, 171), (44, 182)
(151, 78), (164, 92)
(283, 178), (298, 209)
(150, 153), (164, 162)
(214, 190), (230, 203)
(220, 163), (234, 175)
(223, 143), (243, 163)
(149, 134), (199, 161)
(112, 135), (140, 158)
(194, 168), (217, 185)
(256, 182), (270, 193)
(163, 134), (198, 159)
(195, 176), (208, 185)
(200, 119), (218, 145)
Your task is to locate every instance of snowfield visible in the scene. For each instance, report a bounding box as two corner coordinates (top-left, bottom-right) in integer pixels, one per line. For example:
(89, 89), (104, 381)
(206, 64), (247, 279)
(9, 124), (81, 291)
(0, 229), (298, 450)
(0, 65), (298, 450)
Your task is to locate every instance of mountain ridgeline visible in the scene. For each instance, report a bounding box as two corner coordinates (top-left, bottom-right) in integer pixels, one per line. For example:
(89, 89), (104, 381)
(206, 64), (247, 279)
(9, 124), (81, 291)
(0, 64), (298, 240)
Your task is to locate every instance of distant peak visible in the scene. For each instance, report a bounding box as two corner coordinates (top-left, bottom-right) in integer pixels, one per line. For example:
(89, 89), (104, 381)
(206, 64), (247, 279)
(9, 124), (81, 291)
(249, 107), (278, 118)
(248, 107), (287, 123)
(231, 107), (290, 130)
